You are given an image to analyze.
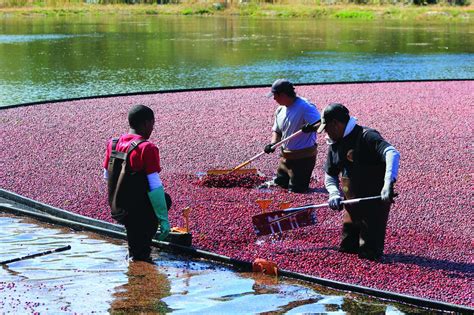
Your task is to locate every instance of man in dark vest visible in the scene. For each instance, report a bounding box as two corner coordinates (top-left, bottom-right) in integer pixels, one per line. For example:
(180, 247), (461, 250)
(103, 104), (171, 262)
(318, 103), (400, 261)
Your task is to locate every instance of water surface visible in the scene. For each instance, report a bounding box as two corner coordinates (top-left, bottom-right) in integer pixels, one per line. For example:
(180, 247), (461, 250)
(0, 15), (472, 106)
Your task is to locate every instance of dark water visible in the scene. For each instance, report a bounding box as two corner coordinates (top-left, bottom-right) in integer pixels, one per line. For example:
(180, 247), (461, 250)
(0, 15), (472, 106)
(0, 213), (432, 313)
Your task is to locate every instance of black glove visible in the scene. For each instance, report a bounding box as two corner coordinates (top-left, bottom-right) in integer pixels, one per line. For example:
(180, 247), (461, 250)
(264, 143), (276, 154)
(302, 123), (317, 133)
(328, 195), (343, 211)
(381, 180), (396, 203)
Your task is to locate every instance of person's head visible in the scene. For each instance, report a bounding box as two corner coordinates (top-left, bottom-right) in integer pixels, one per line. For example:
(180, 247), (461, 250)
(317, 103), (350, 141)
(267, 79), (296, 106)
(128, 104), (155, 139)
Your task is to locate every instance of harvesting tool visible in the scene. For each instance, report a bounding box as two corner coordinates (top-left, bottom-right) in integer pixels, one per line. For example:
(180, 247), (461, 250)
(206, 120), (320, 176)
(0, 245), (71, 265)
(252, 196), (382, 236)
(171, 206), (191, 234)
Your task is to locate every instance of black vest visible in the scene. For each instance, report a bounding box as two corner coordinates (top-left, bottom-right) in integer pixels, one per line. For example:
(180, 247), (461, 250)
(330, 125), (386, 198)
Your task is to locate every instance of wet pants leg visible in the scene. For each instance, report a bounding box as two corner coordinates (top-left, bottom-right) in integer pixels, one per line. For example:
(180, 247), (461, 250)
(340, 209), (360, 254)
(124, 208), (158, 261)
(274, 159), (290, 189)
(358, 201), (390, 260)
(275, 155), (316, 193)
(342, 202), (390, 260)
(164, 193), (172, 211)
(287, 155), (316, 193)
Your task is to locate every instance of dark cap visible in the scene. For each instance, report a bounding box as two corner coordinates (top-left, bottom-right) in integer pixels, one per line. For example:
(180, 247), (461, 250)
(267, 79), (295, 98)
(317, 103), (350, 133)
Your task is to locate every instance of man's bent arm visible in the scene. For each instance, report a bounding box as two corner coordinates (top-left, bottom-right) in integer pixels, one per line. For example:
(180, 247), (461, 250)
(271, 131), (282, 145)
(383, 146), (400, 183)
(324, 173), (340, 197)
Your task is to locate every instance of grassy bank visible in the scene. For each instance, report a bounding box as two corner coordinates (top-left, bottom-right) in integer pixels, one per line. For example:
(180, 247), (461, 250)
(0, 3), (472, 21)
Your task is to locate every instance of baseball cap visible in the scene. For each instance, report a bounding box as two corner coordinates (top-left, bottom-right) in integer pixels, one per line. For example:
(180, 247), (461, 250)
(317, 103), (350, 133)
(267, 79), (295, 98)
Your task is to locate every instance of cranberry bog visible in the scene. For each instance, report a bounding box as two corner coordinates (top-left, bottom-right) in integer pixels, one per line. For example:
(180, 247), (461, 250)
(1, 81), (472, 309)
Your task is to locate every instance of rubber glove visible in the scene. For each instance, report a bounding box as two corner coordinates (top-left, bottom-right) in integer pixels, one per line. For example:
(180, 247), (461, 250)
(301, 123), (317, 133)
(324, 173), (343, 211)
(148, 187), (170, 241)
(264, 143), (276, 154)
(328, 195), (343, 211)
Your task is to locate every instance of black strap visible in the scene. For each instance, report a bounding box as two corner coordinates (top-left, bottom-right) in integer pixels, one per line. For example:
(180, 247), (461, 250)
(127, 139), (147, 155)
(111, 137), (119, 152)
(109, 138), (127, 160)
(110, 138), (148, 166)
(110, 137), (147, 155)
(123, 139), (148, 169)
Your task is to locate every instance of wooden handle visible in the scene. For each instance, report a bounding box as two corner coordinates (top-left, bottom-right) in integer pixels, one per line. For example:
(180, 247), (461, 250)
(270, 119), (320, 150)
(183, 207), (190, 233)
(270, 129), (303, 149)
(228, 129), (309, 174)
(269, 196), (382, 225)
(227, 152), (266, 174)
(281, 195), (382, 213)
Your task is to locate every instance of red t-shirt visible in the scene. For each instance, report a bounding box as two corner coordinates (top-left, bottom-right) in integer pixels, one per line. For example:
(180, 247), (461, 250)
(103, 134), (161, 174)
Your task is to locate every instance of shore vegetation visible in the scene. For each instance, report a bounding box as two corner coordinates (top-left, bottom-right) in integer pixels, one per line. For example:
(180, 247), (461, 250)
(0, 0), (472, 21)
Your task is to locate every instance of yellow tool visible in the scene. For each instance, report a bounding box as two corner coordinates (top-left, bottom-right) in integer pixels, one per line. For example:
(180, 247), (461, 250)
(171, 206), (191, 233)
(255, 199), (273, 213)
(206, 120), (320, 175)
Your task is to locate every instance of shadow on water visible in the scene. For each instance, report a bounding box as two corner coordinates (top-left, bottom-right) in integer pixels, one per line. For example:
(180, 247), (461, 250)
(275, 245), (340, 255)
(274, 245), (474, 279)
(384, 253), (474, 279)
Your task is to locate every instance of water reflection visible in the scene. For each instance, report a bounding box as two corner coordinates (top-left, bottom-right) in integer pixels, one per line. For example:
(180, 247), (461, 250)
(110, 260), (171, 313)
(0, 215), (127, 313)
(0, 34), (100, 44)
(0, 214), (426, 313)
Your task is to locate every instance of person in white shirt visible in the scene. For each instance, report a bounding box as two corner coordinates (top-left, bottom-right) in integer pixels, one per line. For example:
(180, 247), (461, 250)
(263, 79), (321, 193)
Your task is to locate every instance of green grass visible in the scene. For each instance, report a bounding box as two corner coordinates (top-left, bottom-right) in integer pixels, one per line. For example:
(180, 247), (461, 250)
(180, 6), (213, 16)
(308, 7), (330, 18)
(144, 8), (159, 15)
(0, 3), (472, 21)
(181, 7), (193, 15)
(1, 0), (471, 5)
(194, 8), (211, 15)
(334, 10), (375, 19)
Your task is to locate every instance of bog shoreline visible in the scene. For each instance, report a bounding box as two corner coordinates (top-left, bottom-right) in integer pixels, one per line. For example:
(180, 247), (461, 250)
(1, 3), (472, 21)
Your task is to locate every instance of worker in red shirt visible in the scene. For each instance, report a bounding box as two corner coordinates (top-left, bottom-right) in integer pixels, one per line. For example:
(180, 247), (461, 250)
(103, 104), (170, 262)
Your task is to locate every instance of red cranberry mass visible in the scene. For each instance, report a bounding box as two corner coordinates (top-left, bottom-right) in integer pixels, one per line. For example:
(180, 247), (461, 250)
(1, 81), (472, 307)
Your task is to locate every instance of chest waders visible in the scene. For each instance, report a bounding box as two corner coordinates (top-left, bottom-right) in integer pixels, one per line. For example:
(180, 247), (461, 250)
(107, 138), (149, 224)
(339, 128), (391, 260)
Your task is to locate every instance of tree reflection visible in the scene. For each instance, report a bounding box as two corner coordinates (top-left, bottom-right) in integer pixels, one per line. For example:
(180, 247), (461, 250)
(110, 261), (171, 313)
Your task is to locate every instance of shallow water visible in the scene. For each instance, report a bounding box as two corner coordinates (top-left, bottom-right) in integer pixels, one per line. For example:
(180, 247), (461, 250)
(0, 15), (472, 106)
(0, 213), (431, 313)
